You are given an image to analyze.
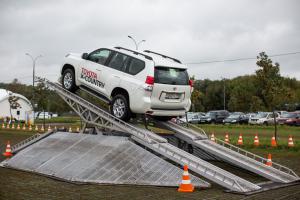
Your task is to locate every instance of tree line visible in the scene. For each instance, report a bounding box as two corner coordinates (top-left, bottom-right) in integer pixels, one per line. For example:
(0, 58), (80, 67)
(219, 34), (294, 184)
(0, 52), (299, 114)
(191, 52), (300, 112)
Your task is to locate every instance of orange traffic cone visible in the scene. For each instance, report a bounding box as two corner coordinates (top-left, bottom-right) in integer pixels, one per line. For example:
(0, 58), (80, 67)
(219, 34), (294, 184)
(6, 123), (10, 129)
(271, 136), (277, 147)
(29, 125), (32, 131)
(35, 125), (38, 131)
(237, 134), (243, 146)
(41, 125), (44, 132)
(48, 125), (52, 131)
(22, 124), (26, 130)
(3, 141), (12, 158)
(254, 134), (259, 146)
(1, 123), (5, 129)
(76, 127), (80, 132)
(224, 133), (230, 143)
(178, 165), (194, 192)
(288, 135), (294, 148)
(69, 127), (72, 133)
(11, 123), (15, 129)
(266, 153), (272, 166)
(54, 126), (57, 130)
(210, 133), (215, 142)
(17, 124), (20, 130)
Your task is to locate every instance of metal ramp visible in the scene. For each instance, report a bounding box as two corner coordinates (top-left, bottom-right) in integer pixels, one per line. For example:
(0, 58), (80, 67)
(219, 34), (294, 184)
(1, 132), (209, 187)
(159, 120), (299, 184)
(34, 77), (262, 193)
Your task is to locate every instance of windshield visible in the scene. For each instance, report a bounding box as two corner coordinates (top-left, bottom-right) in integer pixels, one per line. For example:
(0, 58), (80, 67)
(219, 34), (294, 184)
(228, 115), (240, 119)
(281, 113), (297, 118)
(154, 67), (189, 85)
(256, 113), (268, 118)
(205, 112), (216, 117)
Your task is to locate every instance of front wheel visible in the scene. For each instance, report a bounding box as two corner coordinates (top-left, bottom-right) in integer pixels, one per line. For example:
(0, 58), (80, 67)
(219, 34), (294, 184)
(110, 94), (131, 122)
(62, 69), (77, 92)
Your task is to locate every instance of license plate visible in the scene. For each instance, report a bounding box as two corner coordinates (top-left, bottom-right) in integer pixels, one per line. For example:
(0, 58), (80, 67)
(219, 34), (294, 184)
(165, 93), (180, 99)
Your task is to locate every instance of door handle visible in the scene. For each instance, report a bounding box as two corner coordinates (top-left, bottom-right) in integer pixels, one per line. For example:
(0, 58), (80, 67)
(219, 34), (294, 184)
(96, 69), (101, 72)
(113, 75), (120, 78)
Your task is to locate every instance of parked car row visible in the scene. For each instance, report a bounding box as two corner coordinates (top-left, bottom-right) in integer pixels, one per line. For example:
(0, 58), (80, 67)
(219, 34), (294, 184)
(34, 112), (58, 119)
(179, 111), (300, 126)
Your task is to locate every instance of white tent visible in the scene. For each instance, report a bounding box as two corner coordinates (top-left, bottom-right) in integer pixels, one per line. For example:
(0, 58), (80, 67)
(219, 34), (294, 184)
(0, 89), (34, 124)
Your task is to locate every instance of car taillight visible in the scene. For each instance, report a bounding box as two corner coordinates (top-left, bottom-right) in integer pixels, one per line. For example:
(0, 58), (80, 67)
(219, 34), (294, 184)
(189, 80), (193, 87)
(145, 76), (154, 85)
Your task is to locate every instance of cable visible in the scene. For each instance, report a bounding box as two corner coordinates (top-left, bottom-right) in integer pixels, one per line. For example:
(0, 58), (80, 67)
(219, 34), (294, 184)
(185, 51), (300, 65)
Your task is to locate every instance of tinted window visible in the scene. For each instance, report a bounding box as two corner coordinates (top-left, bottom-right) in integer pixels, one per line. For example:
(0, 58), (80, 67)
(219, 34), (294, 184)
(108, 52), (129, 71)
(154, 67), (189, 85)
(88, 49), (111, 65)
(127, 58), (145, 75)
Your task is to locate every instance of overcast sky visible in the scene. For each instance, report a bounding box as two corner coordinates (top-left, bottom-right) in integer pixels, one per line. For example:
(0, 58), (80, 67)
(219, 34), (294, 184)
(0, 0), (299, 84)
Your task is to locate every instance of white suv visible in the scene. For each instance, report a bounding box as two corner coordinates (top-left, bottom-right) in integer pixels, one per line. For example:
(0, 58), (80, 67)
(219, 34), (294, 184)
(60, 47), (193, 121)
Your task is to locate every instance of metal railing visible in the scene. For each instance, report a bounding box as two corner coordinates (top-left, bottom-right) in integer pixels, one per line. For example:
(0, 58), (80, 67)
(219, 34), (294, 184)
(11, 133), (41, 152)
(175, 119), (208, 137)
(214, 137), (299, 178)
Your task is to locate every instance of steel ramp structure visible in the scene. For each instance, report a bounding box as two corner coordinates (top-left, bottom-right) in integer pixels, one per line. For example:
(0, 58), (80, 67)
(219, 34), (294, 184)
(1, 132), (209, 187)
(34, 77), (263, 193)
(159, 120), (299, 184)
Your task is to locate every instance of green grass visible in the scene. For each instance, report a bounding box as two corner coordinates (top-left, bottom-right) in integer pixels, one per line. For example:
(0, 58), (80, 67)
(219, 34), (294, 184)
(35, 116), (81, 124)
(198, 124), (300, 150)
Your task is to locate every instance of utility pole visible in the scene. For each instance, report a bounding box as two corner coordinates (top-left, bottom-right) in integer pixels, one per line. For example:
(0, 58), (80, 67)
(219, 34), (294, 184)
(25, 53), (42, 121)
(222, 77), (226, 110)
(128, 35), (146, 50)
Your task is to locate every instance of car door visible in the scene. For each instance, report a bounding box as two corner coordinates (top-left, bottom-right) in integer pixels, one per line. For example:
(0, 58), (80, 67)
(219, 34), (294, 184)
(79, 49), (112, 96)
(105, 52), (131, 96)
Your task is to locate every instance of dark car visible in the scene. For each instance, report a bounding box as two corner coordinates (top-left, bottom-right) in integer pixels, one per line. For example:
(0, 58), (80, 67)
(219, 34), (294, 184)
(223, 113), (248, 124)
(199, 110), (229, 124)
(277, 112), (298, 125)
(284, 112), (300, 126)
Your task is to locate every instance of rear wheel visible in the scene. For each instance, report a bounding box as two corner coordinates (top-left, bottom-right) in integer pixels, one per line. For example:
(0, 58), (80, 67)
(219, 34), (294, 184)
(110, 94), (131, 121)
(62, 69), (77, 92)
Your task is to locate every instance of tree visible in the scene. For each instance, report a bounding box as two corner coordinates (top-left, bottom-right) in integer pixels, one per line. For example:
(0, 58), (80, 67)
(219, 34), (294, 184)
(255, 52), (286, 110)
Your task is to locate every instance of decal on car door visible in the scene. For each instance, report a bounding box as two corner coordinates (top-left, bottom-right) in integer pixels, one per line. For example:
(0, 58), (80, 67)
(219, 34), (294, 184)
(80, 67), (105, 88)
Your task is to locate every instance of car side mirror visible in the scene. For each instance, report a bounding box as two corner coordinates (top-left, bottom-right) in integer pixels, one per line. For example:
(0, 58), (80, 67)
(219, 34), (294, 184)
(82, 53), (89, 59)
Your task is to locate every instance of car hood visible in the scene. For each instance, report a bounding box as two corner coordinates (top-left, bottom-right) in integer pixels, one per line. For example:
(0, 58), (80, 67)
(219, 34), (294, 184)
(67, 53), (82, 58)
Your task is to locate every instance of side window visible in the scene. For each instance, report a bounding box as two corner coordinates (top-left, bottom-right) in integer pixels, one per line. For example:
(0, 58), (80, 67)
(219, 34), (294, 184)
(88, 49), (111, 65)
(127, 58), (145, 75)
(108, 52), (129, 71)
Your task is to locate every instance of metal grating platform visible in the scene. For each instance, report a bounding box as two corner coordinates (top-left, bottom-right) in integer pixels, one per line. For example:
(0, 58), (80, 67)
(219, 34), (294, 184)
(0, 132), (210, 188)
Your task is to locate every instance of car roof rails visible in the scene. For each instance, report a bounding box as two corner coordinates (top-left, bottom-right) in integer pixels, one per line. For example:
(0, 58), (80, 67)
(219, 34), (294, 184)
(143, 50), (182, 64)
(114, 46), (153, 60)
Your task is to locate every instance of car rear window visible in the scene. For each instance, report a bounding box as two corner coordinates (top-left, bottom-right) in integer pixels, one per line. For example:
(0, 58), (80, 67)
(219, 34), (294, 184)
(154, 67), (189, 85)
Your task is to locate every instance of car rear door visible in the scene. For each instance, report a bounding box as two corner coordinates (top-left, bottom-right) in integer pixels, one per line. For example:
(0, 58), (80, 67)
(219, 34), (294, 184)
(150, 66), (192, 110)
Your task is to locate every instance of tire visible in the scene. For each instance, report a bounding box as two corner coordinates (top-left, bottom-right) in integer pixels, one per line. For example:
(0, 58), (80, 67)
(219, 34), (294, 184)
(110, 94), (131, 121)
(62, 69), (77, 92)
(263, 121), (268, 126)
